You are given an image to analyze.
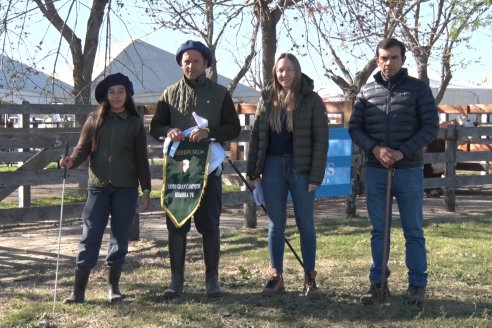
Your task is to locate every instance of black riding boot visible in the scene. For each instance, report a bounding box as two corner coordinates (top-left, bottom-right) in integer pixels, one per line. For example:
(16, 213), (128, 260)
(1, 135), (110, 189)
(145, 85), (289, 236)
(163, 233), (186, 299)
(63, 268), (90, 304)
(108, 267), (123, 303)
(203, 232), (221, 298)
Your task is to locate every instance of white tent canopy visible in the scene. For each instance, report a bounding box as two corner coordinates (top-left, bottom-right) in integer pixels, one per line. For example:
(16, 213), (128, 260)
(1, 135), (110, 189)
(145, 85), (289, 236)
(318, 71), (492, 106)
(91, 40), (260, 105)
(430, 85), (492, 105)
(0, 55), (73, 104)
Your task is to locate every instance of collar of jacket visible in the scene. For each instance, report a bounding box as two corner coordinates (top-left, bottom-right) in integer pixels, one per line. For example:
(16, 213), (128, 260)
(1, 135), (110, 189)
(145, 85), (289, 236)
(107, 110), (129, 120)
(374, 68), (408, 88)
(183, 72), (207, 88)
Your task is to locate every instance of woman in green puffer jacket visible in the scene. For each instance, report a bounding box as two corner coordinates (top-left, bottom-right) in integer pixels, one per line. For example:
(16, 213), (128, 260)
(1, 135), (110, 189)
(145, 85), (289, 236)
(247, 53), (328, 298)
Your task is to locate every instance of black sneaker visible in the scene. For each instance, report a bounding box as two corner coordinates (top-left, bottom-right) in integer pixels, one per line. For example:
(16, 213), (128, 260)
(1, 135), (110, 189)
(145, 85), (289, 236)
(407, 285), (425, 307)
(360, 282), (390, 305)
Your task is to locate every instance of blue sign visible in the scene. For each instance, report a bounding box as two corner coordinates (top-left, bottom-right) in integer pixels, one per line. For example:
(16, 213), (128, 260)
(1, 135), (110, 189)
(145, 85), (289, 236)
(316, 128), (352, 197)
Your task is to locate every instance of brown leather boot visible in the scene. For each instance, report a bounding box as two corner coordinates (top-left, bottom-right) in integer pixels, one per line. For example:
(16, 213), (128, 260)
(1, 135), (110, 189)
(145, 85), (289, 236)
(303, 270), (321, 298)
(407, 285), (425, 307)
(360, 282), (390, 305)
(262, 270), (285, 296)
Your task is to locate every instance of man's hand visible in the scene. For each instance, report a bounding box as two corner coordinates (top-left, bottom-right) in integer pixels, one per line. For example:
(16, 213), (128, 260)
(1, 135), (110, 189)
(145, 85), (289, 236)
(372, 146), (404, 168)
(189, 127), (210, 142)
(167, 128), (184, 141)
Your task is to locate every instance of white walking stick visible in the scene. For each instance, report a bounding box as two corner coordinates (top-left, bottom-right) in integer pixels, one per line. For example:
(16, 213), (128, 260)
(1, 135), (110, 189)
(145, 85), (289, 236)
(52, 142), (69, 313)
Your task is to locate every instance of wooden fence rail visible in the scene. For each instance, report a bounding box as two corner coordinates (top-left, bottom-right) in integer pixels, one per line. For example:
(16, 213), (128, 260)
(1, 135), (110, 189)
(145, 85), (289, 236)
(1, 103), (492, 232)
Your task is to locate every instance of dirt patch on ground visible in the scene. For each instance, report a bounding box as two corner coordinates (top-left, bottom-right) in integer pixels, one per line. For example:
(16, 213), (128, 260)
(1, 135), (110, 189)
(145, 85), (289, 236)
(1, 184), (492, 285)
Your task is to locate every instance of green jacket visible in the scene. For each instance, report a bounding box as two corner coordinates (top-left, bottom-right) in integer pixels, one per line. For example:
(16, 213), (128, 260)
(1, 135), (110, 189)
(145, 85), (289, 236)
(247, 74), (329, 185)
(150, 73), (240, 143)
(70, 111), (151, 191)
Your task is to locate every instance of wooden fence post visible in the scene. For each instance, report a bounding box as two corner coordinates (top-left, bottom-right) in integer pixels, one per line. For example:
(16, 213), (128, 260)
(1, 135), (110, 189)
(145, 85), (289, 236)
(343, 99), (358, 217)
(129, 106), (146, 241)
(243, 200), (257, 228)
(444, 125), (457, 212)
(345, 166), (359, 217)
(236, 103), (258, 228)
(19, 112), (31, 207)
(241, 137), (257, 228)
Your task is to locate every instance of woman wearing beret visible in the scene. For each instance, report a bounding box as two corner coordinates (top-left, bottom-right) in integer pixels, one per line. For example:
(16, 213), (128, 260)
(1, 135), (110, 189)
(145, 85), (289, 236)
(60, 73), (151, 303)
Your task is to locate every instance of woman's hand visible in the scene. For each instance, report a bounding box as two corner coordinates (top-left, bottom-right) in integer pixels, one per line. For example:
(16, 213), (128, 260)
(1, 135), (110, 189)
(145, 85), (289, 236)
(140, 192), (150, 212)
(59, 155), (73, 169)
(249, 178), (261, 189)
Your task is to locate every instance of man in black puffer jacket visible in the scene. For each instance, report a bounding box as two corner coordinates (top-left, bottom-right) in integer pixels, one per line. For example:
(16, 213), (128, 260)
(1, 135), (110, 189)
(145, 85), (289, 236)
(349, 38), (439, 307)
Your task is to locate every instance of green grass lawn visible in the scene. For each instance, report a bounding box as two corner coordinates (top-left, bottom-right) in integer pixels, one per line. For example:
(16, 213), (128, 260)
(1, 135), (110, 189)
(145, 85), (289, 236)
(0, 214), (490, 327)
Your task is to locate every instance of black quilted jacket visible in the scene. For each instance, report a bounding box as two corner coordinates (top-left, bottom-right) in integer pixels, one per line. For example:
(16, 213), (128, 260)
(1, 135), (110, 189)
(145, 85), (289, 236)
(348, 68), (439, 169)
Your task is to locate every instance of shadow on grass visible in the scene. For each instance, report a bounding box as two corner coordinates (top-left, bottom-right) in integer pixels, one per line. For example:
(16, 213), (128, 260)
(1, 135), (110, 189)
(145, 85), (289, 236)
(112, 286), (491, 325)
(3, 215), (489, 286)
(2, 214), (490, 327)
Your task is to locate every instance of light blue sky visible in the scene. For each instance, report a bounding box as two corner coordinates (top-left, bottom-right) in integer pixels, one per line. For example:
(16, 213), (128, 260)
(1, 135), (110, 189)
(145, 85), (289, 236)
(4, 2), (492, 91)
(97, 21), (492, 91)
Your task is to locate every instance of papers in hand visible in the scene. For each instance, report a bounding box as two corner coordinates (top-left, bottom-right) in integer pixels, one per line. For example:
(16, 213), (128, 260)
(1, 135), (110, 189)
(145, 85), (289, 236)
(162, 112), (225, 175)
(192, 112), (208, 128)
(192, 112), (225, 175)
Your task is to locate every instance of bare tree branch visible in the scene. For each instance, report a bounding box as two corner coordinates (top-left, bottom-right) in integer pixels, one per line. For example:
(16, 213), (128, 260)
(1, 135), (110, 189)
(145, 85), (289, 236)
(397, 0), (492, 104)
(144, 0), (255, 92)
(32, 0), (110, 104)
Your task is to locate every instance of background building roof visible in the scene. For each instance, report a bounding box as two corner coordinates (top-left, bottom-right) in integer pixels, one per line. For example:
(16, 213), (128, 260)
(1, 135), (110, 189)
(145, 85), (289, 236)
(91, 40), (260, 104)
(0, 55), (73, 104)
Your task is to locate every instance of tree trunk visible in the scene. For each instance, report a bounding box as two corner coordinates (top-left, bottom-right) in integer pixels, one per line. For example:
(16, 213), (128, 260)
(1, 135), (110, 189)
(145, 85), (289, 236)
(257, 1), (284, 87)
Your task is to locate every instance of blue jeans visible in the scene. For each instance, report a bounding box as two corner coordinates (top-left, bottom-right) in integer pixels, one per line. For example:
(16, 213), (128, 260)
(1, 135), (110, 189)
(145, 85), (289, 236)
(364, 166), (428, 287)
(76, 185), (138, 270)
(262, 155), (316, 274)
(166, 171), (222, 236)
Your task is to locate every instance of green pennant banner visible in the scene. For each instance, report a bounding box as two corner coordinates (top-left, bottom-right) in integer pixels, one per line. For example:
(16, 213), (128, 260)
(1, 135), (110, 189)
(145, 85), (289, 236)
(161, 139), (211, 228)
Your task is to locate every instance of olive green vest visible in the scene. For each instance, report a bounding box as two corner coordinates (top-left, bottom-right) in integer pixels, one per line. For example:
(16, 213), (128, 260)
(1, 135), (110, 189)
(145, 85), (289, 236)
(160, 74), (227, 131)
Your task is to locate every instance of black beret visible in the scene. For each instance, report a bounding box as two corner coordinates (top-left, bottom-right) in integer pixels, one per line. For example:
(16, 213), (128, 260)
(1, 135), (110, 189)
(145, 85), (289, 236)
(175, 40), (213, 68)
(95, 73), (134, 104)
